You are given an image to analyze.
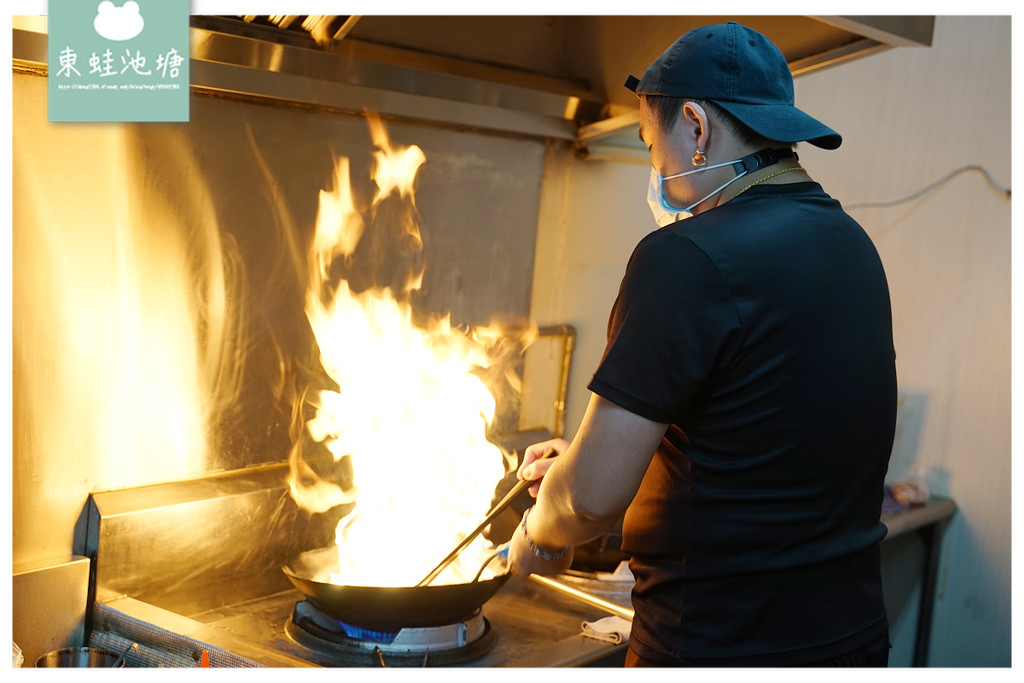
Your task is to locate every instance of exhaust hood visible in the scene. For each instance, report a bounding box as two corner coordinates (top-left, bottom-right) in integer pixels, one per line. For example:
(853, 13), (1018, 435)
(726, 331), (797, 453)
(13, 15), (933, 151)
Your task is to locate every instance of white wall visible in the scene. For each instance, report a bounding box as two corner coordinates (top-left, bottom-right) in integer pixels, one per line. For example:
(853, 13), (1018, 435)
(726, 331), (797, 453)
(528, 139), (653, 426)
(529, 15), (1011, 667)
(797, 16), (1011, 667)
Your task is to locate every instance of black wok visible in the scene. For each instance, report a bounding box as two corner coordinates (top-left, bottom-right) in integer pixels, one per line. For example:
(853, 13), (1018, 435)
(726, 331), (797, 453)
(282, 546), (510, 631)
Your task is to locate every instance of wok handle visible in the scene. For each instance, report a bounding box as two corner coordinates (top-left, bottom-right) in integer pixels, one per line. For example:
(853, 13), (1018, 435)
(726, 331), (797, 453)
(417, 448), (557, 587)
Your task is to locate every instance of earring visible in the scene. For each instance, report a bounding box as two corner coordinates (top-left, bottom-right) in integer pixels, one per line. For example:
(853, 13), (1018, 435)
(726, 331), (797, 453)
(692, 150), (708, 168)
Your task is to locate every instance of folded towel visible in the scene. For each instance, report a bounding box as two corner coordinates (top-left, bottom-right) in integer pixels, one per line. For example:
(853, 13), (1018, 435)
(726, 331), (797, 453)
(581, 615), (632, 645)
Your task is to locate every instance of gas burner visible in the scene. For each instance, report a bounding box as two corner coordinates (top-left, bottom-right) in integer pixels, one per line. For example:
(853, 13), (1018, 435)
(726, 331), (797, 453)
(285, 600), (498, 666)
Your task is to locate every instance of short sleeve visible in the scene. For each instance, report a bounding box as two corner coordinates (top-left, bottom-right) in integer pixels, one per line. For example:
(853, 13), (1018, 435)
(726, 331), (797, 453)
(588, 231), (739, 423)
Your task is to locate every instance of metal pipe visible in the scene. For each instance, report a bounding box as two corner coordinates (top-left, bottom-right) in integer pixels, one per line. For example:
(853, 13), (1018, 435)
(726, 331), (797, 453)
(528, 574), (634, 622)
(536, 325), (576, 439)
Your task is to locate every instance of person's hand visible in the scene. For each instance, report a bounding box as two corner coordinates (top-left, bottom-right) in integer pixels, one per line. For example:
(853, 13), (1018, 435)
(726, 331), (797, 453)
(517, 438), (569, 497)
(507, 507), (574, 577)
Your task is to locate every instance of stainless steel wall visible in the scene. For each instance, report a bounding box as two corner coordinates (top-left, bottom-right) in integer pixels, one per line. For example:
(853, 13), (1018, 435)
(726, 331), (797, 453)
(12, 71), (548, 567)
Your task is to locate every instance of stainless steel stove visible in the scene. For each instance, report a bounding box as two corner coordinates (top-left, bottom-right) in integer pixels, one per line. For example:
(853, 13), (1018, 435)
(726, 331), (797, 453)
(84, 460), (631, 667)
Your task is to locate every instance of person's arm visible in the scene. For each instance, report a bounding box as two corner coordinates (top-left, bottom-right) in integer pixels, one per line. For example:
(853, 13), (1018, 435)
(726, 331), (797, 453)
(508, 393), (667, 576)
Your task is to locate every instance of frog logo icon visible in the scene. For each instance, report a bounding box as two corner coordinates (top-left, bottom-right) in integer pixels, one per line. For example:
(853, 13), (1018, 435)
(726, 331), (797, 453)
(93, 1), (145, 41)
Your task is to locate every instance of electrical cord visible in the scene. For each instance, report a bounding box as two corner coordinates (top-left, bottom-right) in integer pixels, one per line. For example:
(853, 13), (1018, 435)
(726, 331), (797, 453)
(844, 164), (1010, 211)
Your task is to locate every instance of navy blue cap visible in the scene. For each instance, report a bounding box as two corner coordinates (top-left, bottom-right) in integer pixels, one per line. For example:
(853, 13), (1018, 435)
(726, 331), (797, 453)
(625, 22), (842, 150)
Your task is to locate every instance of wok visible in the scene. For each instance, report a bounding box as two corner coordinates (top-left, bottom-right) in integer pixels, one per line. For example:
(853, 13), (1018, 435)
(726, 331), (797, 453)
(282, 546), (510, 631)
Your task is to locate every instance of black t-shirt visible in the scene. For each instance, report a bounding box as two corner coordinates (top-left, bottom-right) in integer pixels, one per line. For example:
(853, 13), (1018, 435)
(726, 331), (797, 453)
(588, 182), (897, 665)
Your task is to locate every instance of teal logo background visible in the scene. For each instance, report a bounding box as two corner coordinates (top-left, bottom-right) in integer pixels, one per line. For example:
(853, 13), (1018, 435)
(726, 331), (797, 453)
(48, 0), (190, 122)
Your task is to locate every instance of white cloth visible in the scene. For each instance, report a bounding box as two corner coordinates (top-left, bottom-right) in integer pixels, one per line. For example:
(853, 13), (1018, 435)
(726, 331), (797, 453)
(580, 615), (632, 645)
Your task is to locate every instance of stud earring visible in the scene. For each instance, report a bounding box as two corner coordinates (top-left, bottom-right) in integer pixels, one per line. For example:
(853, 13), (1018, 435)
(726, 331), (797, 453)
(692, 150), (708, 168)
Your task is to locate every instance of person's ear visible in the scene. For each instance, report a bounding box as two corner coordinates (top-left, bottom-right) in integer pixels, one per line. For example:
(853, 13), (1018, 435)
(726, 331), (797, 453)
(681, 102), (711, 154)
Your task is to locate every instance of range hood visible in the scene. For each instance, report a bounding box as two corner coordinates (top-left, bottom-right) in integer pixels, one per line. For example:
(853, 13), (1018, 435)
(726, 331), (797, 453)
(13, 15), (933, 152)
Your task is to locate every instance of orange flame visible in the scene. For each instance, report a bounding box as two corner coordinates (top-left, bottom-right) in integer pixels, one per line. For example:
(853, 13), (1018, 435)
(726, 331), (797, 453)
(287, 114), (525, 587)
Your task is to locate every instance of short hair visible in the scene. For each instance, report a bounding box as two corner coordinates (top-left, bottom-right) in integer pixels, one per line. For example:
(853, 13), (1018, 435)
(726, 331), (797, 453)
(642, 94), (793, 150)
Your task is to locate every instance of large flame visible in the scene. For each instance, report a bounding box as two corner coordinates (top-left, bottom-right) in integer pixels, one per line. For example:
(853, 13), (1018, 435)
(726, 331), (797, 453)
(287, 114), (525, 587)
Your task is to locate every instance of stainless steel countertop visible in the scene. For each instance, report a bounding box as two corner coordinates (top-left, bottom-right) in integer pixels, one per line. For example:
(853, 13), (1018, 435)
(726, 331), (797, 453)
(96, 573), (630, 667)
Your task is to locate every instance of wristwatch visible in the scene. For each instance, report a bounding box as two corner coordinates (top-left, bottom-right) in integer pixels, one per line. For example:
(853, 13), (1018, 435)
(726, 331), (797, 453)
(520, 506), (571, 561)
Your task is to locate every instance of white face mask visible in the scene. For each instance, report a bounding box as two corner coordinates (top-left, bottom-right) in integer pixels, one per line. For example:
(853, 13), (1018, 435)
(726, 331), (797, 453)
(646, 157), (755, 227)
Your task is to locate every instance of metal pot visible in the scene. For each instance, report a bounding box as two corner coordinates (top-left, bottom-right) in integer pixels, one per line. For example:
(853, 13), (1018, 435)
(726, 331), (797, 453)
(35, 647), (126, 668)
(282, 546), (510, 631)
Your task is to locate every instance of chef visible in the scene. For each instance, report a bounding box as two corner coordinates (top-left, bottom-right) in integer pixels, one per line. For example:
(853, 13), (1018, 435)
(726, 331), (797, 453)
(508, 22), (896, 667)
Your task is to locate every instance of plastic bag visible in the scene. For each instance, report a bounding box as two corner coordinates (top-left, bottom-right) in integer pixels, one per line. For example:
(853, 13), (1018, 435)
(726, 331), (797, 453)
(891, 464), (930, 506)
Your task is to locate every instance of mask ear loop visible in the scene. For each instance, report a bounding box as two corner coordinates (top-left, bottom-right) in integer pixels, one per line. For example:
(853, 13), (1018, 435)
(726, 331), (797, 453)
(686, 147), (798, 213)
(681, 171), (753, 213)
(660, 147), (797, 215)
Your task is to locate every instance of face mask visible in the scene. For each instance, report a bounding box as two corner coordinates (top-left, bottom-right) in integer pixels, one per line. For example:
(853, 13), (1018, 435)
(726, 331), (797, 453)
(647, 167), (692, 227)
(645, 156), (759, 227)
